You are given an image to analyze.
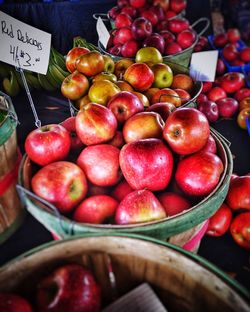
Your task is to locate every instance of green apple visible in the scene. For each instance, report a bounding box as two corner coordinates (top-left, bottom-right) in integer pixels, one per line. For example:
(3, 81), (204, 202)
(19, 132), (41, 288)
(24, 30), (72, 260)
(135, 47), (163, 65)
(103, 55), (115, 73)
(151, 63), (173, 88)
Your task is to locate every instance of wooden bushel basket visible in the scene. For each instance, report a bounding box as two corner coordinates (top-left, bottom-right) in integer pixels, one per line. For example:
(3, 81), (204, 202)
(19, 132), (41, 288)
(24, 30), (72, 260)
(17, 128), (233, 252)
(0, 92), (24, 244)
(0, 234), (249, 312)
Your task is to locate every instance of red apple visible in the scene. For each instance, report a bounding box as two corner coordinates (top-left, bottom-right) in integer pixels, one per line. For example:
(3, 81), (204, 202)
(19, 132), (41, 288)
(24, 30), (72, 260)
(36, 264), (101, 312)
(75, 103), (117, 146)
(0, 293), (33, 312)
(167, 17), (190, 34)
(123, 62), (154, 91)
(197, 100), (219, 123)
(220, 72), (245, 94)
(230, 58), (245, 66)
(213, 33), (228, 48)
(107, 91), (144, 124)
(108, 44), (122, 56)
(152, 88), (182, 107)
(121, 39), (140, 57)
(111, 179), (134, 202)
(108, 6), (121, 20)
(163, 107), (210, 155)
(174, 88), (191, 105)
(234, 88), (250, 102)
(222, 43), (239, 62)
(175, 151), (224, 197)
(122, 111), (164, 142)
(114, 58), (134, 80)
(226, 175), (250, 211)
(227, 28), (241, 43)
(239, 47), (250, 62)
(216, 58), (226, 76)
(115, 12), (132, 28)
(61, 72), (89, 101)
(65, 47), (90, 73)
(140, 9), (158, 26)
(107, 130), (125, 148)
(201, 81), (213, 93)
(230, 212), (250, 249)
(120, 138), (173, 191)
(171, 74), (194, 93)
(151, 4), (165, 21)
(121, 5), (137, 18)
(76, 51), (104, 77)
(157, 191), (191, 216)
(155, 20), (169, 32)
(131, 17), (153, 40)
(142, 33), (165, 54)
(113, 27), (134, 45)
(146, 102), (176, 121)
(61, 116), (84, 151)
(206, 203), (233, 237)
(115, 189), (166, 224)
(176, 29), (196, 49)
(164, 42), (182, 55)
(73, 195), (119, 224)
(129, 0), (146, 8)
(196, 93), (208, 105)
(216, 97), (239, 118)
(32, 161), (88, 213)
(118, 0), (129, 7)
(170, 0), (187, 13)
(165, 10), (177, 19)
(199, 134), (217, 154)
(77, 144), (121, 187)
(25, 124), (71, 166)
(207, 87), (227, 102)
(159, 30), (176, 44)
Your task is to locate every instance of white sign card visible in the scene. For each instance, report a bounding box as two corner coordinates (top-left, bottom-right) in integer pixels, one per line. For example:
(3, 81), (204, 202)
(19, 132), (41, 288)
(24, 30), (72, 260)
(96, 16), (110, 49)
(0, 11), (51, 75)
(190, 50), (219, 82)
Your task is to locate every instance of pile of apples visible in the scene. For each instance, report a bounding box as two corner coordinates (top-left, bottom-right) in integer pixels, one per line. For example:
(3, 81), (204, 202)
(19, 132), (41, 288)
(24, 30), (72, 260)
(196, 69), (250, 130)
(104, 0), (199, 58)
(206, 173), (250, 249)
(62, 46), (198, 110)
(212, 28), (250, 68)
(0, 263), (101, 311)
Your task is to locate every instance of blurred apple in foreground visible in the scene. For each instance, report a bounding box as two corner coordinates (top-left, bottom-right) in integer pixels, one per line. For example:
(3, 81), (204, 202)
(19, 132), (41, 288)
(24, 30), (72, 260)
(115, 189), (166, 225)
(120, 138), (173, 191)
(36, 264), (101, 312)
(73, 195), (119, 224)
(163, 108), (210, 155)
(32, 161), (88, 213)
(175, 151), (224, 197)
(77, 144), (121, 187)
(76, 103), (117, 145)
(25, 124), (71, 166)
(0, 293), (33, 312)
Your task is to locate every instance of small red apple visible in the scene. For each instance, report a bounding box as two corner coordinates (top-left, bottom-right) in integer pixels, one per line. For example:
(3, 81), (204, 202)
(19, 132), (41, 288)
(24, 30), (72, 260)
(121, 39), (140, 57)
(31, 161), (88, 213)
(73, 195), (119, 224)
(25, 124), (71, 166)
(222, 44), (239, 62)
(230, 212), (250, 249)
(216, 97), (239, 118)
(115, 189), (166, 224)
(199, 134), (217, 154)
(111, 179), (134, 202)
(157, 191), (191, 216)
(197, 100), (219, 123)
(65, 47), (90, 73)
(226, 175), (250, 211)
(207, 87), (227, 102)
(213, 33), (228, 48)
(227, 28), (241, 43)
(220, 72), (245, 94)
(206, 203), (233, 237)
(234, 88), (250, 102)
(115, 12), (132, 28)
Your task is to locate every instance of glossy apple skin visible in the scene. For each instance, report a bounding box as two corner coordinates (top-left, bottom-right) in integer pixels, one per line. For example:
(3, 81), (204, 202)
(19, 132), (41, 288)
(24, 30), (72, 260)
(103, 55), (115, 73)
(151, 63), (173, 89)
(131, 17), (152, 40)
(174, 88), (191, 105)
(199, 134), (217, 154)
(163, 108), (210, 155)
(31, 161), (88, 213)
(121, 39), (140, 58)
(239, 97), (250, 111)
(107, 91), (144, 124)
(124, 62), (154, 92)
(75, 103), (117, 146)
(73, 195), (119, 224)
(170, 0), (187, 13)
(206, 203), (232, 237)
(122, 111), (164, 143)
(142, 33), (165, 54)
(176, 29), (196, 49)
(164, 42), (182, 55)
(226, 175), (250, 211)
(114, 26), (134, 45)
(175, 151), (224, 197)
(115, 12), (132, 28)
(196, 93), (208, 105)
(239, 47), (250, 62)
(76, 51), (104, 77)
(168, 17), (189, 34)
(88, 79), (121, 106)
(171, 74), (194, 93)
(230, 212), (250, 249)
(152, 88), (182, 107)
(234, 88), (250, 102)
(111, 179), (134, 202)
(114, 59), (134, 80)
(222, 44), (238, 62)
(201, 81), (213, 93)
(120, 138), (173, 191)
(107, 130), (125, 148)
(237, 108), (250, 130)
(216, 97), (239, 118)
(61, 72), (89, 101)
(25, 124), (71, 166)
(65, 47), (90, 73)
(115, 189), (166, 225)
(140, 10), (158, 26)
(213, 33), (228, 48)
(135, 46), (163, 64)
(220, 72), (245, 94)
(146, 102), (176, 121)
(157, 192), (191, 216)
(207, 87), (227, 102)
(0, 293), (33, 312)
(77, 144), (121, 187)
(197, 100), (219, 123)
(61, 117), (84, 151)
(36, 264), (101, 312)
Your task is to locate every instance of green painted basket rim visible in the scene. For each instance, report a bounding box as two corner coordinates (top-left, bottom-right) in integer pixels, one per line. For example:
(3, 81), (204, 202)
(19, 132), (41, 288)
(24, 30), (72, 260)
(18, 127), (233, 239)
(1, 233), (249, 302)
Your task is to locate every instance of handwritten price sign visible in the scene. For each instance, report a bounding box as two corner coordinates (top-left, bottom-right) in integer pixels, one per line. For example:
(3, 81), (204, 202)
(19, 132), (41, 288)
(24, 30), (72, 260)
(0, 11), (51, 74)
